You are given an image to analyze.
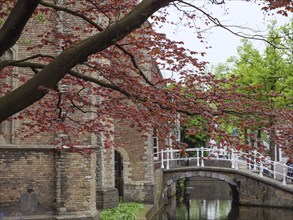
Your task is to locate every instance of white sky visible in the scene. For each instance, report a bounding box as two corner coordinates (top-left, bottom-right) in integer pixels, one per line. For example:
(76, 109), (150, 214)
(154, 1), (292, 78)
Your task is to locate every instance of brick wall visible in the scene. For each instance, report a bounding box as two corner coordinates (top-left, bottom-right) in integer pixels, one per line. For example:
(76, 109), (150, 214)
(0, 145), (99, 219)
(54, 150), (97, 213)
(96, 187), (119, 209)
(123, 183), (155, 204)
(115, 121), (152, 182)
(96, 130), (118, 210)
(0, 146), (55, 215)
(114, 121), (156, 203)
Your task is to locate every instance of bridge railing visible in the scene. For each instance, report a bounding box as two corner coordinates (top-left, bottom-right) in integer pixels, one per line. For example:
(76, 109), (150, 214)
(157, 147), (293, 185)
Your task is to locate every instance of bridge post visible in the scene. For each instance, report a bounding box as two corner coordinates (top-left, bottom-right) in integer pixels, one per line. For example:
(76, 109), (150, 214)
(259, 162), (263, 177)
(248, 150), (252, 170)
(279, 148), (282, 161)
(216, 148), (219, 160)
(166, 148), (170, 170)
(161, 149), (164, 169)
(201, 147), (204, 167)
(273, 161), (276, 179)
(231, 149), (235, 169)
(282, 168), (287, 185)
(196, 148), (200, 166)
(228, 149), (231, 160)
(235, 151), (239, 170)
(253, 150), (257, 171)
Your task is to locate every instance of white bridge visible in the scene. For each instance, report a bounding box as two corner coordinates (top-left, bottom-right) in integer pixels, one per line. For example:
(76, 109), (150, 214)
(158, 147), (293, 185)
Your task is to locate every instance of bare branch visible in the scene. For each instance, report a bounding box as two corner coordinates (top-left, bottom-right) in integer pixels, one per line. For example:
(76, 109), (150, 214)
(0, 54), (54, 70)
(176, 0), (289, 50)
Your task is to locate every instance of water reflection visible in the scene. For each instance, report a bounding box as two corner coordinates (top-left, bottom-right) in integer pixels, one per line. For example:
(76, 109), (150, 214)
(155, 178), (293, 220)
(162, 197), (231, 220)
(156, 197), (293, 220)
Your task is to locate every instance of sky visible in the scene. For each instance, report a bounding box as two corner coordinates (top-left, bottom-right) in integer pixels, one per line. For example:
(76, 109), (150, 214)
(154, 1), (292, 78)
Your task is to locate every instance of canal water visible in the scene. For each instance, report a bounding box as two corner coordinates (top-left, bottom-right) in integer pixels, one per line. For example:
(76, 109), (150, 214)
(154, 177), (293, 220)
(156, 198), (293, 220)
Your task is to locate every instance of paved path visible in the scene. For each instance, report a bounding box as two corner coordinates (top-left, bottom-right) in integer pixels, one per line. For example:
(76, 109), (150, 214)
(137, 204), (153, 220)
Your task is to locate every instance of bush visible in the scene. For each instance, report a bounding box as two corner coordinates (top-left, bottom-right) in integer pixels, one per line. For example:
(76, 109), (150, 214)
(99, 202), (144, 220)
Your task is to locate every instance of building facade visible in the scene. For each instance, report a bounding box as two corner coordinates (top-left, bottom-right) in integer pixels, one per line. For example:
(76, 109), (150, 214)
(0, 3), (167, 219)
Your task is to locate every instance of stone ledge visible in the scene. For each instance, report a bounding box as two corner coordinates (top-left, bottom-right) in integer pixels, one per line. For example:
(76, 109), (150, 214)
(0, 145), (98, 150)
(0, 145), (55, 149)
(1, 210), (99, 220)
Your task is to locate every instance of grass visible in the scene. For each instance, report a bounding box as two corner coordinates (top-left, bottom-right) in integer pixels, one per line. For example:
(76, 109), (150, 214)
(99, 202), (144, 220)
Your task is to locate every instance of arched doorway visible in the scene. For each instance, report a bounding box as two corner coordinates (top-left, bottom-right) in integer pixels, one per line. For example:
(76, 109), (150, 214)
(114, 150), (123, 200)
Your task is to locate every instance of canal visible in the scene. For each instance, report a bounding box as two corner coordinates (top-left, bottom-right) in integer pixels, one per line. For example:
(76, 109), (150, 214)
(153, 177), (293, 220)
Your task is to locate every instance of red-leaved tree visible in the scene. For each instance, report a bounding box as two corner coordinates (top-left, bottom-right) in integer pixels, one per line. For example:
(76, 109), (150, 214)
(0, 0), (292, 155)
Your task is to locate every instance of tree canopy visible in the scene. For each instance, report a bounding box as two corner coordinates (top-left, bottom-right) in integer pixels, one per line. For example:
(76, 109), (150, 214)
(214, 21), (293, 156)
(0, 0), (292, 154)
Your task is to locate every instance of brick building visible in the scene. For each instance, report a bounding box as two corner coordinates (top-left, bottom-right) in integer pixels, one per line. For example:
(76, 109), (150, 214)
(0, 2), (169, 219)
(0, 56), (165, 220)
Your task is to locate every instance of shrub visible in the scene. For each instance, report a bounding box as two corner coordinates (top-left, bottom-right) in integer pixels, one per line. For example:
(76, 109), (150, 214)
(99, 202), (144, 220)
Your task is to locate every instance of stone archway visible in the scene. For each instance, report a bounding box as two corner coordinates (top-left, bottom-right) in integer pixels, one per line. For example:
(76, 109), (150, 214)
(164, 170), (240, 204)
(113, 147), (131, 199)
(163, 167), (293, 208)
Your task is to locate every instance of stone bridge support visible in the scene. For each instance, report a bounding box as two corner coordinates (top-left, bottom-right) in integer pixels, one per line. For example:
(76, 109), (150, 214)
(163, 167), (293, 208)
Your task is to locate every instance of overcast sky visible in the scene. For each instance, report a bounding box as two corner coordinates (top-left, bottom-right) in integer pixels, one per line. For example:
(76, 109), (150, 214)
(154, 1), (292, 78)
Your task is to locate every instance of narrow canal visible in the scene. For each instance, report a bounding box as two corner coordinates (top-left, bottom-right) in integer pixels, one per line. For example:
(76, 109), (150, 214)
(154, 177), (293, 220)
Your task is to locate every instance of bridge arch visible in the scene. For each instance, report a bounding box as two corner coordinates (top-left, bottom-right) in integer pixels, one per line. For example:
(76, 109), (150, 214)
(163, 168), (240, 203)
(162, 167), (293, 208)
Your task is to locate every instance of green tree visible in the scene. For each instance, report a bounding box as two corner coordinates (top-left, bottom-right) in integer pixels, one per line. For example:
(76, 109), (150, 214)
(215, 21), (293, 158)
(181, 115), (210, 148)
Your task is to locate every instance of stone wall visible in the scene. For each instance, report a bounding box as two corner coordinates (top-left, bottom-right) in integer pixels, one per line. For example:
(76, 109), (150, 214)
(114, 121), (156, 203)
(54, 150), (97, 214)
(0, 146), (55, 215)
(237, 174), (293, 207)
(188, 177), (231, 200)
(123, 183), (155, 204)
(96, 131), (118, 210)
(0, 145), (99, 219)
(96, 187), (119, 209)
(163, 167), (293, 208)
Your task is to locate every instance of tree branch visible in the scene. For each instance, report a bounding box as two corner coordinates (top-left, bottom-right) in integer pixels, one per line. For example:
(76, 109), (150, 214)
(40, 0), (154, 85)
(0, 54), (54, 70)
(176, 0), (288, 49)
(0, 0), (173, 122)
(0, 0), (41, 57)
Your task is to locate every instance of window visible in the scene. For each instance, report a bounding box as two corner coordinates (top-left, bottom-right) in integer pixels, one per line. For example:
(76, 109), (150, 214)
(153, 129), (159, 160)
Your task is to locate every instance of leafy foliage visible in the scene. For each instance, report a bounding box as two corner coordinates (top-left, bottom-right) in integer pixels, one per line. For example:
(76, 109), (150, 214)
(99, 202), (144, 220)
(181, 115), (210, 147)
(214, 21), (293, 156)
(0, 0), (292, 155)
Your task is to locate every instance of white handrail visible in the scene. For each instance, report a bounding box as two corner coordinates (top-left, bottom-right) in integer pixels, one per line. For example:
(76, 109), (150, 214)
(157, 146), (292, 185)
